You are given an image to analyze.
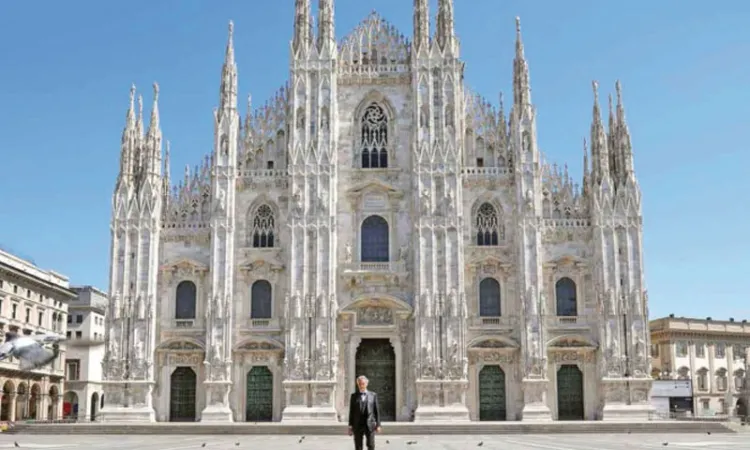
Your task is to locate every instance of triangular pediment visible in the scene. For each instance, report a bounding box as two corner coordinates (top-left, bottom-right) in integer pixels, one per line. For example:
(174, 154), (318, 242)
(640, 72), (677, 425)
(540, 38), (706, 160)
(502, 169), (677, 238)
(547, 334), (598, 349)
(545, 254), (585, 269)
(237, 256), (285, 273)
(160, 258), (209, 272)
(348, 179), (401, 196)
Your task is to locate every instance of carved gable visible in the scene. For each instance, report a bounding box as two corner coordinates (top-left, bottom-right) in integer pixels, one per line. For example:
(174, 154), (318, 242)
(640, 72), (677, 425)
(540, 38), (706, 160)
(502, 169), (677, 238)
(346, 180), (404, 209)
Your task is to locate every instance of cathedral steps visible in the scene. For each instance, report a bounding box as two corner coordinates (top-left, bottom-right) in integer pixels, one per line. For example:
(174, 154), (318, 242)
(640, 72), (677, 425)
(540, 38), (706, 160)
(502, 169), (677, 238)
(10, 420), (734, 435)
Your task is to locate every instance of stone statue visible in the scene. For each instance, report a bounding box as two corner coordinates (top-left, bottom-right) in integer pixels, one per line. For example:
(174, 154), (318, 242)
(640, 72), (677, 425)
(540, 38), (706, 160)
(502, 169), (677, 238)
(398, 245), (408, 263)
(526, 285), (538, 316)
(420, 188), (431, 213)
(292, 190), (303, 214)
(108, 338), (120, 360)
(215, 188), (226, 213)
(444, 188), (455, 213)
(318, 191), (327, 213)
(344, 242), (353, 263)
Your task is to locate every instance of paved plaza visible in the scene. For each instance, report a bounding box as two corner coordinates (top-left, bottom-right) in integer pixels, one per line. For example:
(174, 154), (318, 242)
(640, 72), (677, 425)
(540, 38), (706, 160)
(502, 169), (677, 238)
(0, 433), (747, 450)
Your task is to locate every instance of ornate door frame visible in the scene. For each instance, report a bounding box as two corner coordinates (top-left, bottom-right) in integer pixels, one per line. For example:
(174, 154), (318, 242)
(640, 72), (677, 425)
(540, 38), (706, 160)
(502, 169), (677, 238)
(232, 340), (284, 422)
(340, 296), (412, 422)
(347, 334), (404, 420)
(547, 348), (595, 420)
(467, 336), (520, 421)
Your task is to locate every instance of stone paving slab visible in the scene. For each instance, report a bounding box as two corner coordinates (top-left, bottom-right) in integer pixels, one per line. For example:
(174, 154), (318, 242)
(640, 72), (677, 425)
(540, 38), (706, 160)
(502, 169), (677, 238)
(0, 434), (747, 450)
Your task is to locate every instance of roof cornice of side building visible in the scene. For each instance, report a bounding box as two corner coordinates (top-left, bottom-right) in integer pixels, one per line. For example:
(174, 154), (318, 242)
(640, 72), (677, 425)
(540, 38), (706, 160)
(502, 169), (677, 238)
(0, 250), (77, 300)
(650, 315), (750, 339)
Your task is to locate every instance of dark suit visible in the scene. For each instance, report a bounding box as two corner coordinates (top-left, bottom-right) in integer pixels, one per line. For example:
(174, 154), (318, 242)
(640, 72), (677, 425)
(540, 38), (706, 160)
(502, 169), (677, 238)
(348, 390), (380, 450)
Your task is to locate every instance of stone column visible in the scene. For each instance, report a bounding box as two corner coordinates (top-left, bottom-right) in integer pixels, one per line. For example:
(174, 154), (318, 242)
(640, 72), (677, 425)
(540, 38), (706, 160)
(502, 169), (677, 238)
(8, 393), (16, 422)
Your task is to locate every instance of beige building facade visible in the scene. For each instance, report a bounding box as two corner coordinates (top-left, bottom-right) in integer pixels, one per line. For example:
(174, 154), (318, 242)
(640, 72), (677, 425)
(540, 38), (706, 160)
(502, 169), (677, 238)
(650, 315), (749, 416)
(63, 286), (107, 421)
(101, 1), (652, 423)
(0, 249), (74, 422)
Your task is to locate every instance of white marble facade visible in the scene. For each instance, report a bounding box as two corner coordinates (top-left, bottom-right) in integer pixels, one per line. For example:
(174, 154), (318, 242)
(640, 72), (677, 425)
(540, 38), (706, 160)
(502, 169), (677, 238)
(99, 1), (653, 423)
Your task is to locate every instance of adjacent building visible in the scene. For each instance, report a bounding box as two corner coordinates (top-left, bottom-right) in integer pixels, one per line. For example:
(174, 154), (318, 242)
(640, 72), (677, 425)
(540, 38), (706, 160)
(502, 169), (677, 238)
(63, 286), (107, 420)
(0, 248), (74, 421)
(101, 1), (652, 423)
(650, 315), (749, 416)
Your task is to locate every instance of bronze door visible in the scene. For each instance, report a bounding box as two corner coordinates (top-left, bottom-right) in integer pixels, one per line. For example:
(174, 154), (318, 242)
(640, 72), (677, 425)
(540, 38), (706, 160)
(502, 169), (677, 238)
(355, 339), (396, 421)
(246, 366), (273, 422)
(556, 364), (584, 420)
(478, 365), (506, 421)
(169, 367), (197, 422)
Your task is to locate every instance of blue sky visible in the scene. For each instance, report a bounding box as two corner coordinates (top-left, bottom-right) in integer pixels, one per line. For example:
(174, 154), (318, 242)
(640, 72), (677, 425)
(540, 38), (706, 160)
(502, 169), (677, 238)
(0, 1), (747, 320)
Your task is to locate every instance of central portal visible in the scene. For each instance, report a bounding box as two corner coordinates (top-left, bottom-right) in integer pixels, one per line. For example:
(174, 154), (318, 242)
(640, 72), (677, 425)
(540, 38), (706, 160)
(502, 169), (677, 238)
(355, 338), (396, 421)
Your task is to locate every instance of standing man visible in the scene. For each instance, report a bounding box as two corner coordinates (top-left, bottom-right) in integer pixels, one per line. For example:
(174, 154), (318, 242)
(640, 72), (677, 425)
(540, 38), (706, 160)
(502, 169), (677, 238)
(348, 375), (381, 450)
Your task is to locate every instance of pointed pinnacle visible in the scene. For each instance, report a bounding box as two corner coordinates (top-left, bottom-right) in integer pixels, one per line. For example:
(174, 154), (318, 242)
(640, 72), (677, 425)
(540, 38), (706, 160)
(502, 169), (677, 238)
(228, 20), (234, 36)
(515, 16), (521, 34)
(592, 81), (599, 103)
(130, 84), (136, 102)
(153, 82), (159, 101)
(615, 80), (623, 104)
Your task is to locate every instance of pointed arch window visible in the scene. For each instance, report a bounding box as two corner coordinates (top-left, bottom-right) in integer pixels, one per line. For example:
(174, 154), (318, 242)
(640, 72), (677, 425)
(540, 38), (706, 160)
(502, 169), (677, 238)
(475, 203), (502, 246)
(251, 204), (276, 248)
(478, 278), (501, 317)
(250, 280), (272, 319)
(175, 281), (197, 320)
(359, 103), (388, 169)
(555, 277), (577, 317)
(360, 215), (389, 262)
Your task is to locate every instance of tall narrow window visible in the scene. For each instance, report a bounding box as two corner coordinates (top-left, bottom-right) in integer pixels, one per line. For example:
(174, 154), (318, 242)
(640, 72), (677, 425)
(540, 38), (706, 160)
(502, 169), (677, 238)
(478, 278), (501, 317)
(175, 281), (197, 320)
(360, 103), (388, 169)
(360, 215), (389, 262)
(250, 280), (272, 319)
(555, 277), (577, 317)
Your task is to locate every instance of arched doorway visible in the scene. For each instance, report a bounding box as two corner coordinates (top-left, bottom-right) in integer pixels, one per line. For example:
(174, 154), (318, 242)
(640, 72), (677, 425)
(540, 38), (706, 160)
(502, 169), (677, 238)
(355, 339), (396, 421)
(1, 381), (14, 421)
(245, 366), (273, 422)
(556, 365), (584, 420)
(90, 392), (99, 421)
(48, 385), (59, 420)
(169, 367), (197, 422)
(16, 384), (28, 420)
(63, 391), (78, 419)
(29, 384), (41, 419)
(478, 365), (506, 421)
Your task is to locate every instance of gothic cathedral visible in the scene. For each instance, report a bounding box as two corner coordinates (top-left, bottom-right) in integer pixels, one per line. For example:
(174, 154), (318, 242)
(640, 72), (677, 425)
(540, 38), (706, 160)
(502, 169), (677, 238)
(101, 0), (652, 423)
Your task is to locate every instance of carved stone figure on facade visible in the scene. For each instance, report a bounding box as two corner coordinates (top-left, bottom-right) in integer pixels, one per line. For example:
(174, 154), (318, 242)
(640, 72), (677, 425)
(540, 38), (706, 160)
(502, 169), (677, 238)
(214, 188), (226, 213)
(525, 189), (533, 210)
(420, 188), (431, 214)
(526, 285), (539, 316)
(214, 294), (224, 319)
(522, 131), (531, 153)
(211, 340), (223, 367)
(344, 242), (353, 263)
(398, 245), (408, 263)
(292, 189), (303, 215)
(317, 191), (327, 213)
(108, 337), (120, 360)
(444, 188), (455, 214)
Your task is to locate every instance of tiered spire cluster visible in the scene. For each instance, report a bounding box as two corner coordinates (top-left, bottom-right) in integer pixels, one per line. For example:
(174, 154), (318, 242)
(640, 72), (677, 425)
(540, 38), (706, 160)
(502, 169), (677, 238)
(585, 80), (636, 195)
(115, 82), (163, 195)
